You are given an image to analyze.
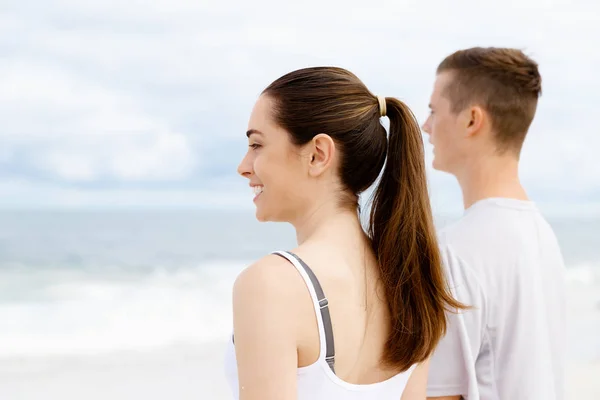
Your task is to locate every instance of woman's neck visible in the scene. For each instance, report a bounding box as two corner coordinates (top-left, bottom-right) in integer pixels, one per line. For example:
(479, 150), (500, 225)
(293, 199), (364, 246)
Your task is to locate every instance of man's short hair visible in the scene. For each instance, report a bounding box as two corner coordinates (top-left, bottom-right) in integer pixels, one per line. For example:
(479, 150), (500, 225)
(437, 47), (542, 153)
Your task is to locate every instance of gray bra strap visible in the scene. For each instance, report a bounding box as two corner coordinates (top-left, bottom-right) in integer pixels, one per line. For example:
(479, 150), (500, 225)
(274, 251), (336, 373)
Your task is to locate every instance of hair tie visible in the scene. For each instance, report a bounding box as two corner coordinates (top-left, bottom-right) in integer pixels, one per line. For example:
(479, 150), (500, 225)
(377, 95), (387, 117)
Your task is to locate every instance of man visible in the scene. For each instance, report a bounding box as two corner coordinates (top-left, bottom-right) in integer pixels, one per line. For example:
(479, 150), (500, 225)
(422, 47), (566, 400)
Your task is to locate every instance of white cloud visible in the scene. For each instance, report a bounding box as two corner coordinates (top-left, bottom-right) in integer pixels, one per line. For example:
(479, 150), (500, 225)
(35, 133), (195, 182)
(0, 60), (196, 181)
(0, 62), (156, 134)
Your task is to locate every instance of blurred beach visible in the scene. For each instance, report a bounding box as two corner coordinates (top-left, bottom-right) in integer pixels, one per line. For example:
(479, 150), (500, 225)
(0, 210), (598, 399)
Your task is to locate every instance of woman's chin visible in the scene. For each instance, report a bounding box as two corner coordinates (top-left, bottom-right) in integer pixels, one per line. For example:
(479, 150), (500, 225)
(254, 207), (269, 222)
(255, 206), (285, 223)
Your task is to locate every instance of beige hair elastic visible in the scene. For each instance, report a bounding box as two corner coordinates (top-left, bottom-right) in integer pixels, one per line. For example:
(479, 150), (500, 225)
(377, 95), (387, 117)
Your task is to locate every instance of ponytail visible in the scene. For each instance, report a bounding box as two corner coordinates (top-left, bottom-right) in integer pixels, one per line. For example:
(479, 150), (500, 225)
(368, 97), (464, 370)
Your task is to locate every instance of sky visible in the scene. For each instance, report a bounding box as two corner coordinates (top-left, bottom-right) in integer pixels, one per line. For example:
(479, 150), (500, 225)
(0, 0), (598, 216)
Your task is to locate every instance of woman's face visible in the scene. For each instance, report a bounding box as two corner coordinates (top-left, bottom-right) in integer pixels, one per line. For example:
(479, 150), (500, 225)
(237, 95), (312, 222)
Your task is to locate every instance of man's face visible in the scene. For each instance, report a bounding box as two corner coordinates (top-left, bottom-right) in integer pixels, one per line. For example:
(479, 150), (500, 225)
(422, 71), (470, 175)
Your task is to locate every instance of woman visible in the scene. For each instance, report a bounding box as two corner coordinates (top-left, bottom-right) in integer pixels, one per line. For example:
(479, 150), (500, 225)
(224, 67), (463, 399)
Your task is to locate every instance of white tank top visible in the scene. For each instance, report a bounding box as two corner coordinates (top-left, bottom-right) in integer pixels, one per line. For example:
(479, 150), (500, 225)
(224, 250), (416, 399)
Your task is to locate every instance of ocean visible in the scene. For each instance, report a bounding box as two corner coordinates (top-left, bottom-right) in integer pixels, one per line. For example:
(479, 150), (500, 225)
(0, 210), (598, 398)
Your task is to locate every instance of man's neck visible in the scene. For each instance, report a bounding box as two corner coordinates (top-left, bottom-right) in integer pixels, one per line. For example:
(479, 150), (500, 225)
(456, 155), (529, 210)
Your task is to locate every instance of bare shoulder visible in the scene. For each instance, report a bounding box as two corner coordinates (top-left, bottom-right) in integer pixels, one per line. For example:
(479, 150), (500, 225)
(232, 253), (308, 310)
(232, 253), (309, 399)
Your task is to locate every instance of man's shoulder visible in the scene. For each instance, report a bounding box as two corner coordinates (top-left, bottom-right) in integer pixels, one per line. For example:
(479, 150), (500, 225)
(437, 212), (486, 255)
(437, 202), (525, 261)
(435, 208), (508, 290)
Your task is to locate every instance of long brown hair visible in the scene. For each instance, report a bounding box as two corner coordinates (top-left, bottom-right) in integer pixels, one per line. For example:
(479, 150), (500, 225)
(263, 67), (464, 371)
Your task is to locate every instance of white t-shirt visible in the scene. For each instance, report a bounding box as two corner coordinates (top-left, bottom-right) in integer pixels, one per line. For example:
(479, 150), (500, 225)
(427, 198), (566, 400)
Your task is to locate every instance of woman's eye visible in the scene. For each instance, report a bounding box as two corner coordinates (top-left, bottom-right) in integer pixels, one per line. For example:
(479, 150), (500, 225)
(249, 143), (261, 149)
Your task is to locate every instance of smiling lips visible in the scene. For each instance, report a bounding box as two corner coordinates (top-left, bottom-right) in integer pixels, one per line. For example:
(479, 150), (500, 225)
(251, 185), (264, 201)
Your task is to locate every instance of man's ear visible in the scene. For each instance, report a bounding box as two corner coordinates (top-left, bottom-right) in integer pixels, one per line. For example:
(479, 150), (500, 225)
(464, 105), (485, 137)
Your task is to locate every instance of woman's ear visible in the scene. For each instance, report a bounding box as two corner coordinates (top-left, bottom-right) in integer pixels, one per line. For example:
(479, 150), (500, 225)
(307, 134), (335, 177)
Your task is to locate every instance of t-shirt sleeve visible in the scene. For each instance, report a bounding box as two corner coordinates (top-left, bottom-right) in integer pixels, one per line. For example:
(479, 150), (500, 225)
(426, 242), (487, 398)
